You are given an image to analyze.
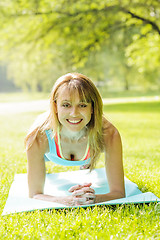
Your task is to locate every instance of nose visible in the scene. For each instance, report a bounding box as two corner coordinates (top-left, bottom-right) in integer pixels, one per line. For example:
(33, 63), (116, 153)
(70, 106), (79, 117)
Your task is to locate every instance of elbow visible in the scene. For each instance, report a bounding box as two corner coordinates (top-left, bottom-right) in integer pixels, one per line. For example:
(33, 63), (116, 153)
(118, 190), (126, 199)
(111, 189), (125, 199)
(29, 193), (36, 199)
(114, 185), (126, 199)
(29, 191), (43, 199)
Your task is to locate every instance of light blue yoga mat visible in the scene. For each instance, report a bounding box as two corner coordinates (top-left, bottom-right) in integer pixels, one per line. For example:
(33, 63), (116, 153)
(2, 168), (160, 215)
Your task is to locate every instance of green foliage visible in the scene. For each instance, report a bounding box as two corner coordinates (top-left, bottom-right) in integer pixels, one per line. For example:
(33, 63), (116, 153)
(126, 31), (160, 69)
(0, 0), (160, 91)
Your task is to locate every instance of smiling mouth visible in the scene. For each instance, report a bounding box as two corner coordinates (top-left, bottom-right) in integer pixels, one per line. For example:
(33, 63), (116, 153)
(67, 119), (82, 124)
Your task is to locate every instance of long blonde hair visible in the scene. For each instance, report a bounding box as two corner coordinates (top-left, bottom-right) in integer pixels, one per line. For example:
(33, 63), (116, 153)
(25, 73), (103, 170)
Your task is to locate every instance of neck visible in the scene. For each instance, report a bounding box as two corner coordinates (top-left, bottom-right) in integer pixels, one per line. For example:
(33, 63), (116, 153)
(59, 126), (88, 142)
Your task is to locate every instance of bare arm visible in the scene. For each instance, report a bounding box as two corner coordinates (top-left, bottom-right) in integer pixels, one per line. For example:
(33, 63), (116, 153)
(27, 133), (76, 205)
(27, 134), (47, 198)
(95, 119), (125, 202)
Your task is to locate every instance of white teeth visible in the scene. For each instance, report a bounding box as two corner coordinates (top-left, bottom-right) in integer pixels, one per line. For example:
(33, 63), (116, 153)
(68, 120), (81, 123)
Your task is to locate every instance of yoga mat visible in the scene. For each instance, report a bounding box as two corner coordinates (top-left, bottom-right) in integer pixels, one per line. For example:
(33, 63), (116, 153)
(2, 168), (160, 215)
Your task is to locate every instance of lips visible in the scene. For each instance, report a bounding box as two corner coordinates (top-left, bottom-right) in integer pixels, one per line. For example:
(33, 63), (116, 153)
(67, 119), (82, 124)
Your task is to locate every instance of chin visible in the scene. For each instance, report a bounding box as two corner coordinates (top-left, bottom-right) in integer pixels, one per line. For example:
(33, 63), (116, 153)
(68, 127), (83, 132)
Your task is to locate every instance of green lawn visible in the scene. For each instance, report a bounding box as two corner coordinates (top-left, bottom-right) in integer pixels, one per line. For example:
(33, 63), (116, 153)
(0, 92), (50, 102)
(0, 89), (159, 102)
(0, 96), (160, 239)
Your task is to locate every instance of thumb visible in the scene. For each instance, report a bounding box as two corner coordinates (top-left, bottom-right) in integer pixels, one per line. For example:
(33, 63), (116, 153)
(82, 183), (92, 187)
(68, 184), (82, 192)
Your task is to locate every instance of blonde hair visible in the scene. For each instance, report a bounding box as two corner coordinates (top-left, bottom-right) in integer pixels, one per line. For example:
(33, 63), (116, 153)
(25, 73), (103, 170)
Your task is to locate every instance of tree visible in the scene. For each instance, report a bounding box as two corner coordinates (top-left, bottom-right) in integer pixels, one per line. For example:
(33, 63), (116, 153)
(0, 0), (160, 90)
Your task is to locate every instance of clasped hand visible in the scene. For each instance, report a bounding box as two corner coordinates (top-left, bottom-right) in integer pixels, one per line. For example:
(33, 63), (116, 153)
(68, 183), (95, 206)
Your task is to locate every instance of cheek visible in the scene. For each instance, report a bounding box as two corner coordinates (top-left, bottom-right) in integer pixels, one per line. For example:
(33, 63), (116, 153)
(57, 108), (68, 119)
(57, 110), (63, 119)
(56, 105), (63, 114)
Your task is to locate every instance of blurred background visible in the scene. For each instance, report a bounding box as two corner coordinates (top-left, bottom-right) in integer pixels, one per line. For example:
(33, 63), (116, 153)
(0, 0), (160, 97)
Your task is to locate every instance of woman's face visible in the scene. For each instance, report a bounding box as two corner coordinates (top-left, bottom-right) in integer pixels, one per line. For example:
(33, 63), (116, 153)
(55, 86), (92, 132)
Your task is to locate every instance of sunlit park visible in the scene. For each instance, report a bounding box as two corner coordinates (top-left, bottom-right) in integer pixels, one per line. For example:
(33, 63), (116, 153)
(0, 0), (160, 239)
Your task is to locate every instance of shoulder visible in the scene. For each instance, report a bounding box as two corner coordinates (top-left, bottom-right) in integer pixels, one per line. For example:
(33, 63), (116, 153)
(26, 131), (49, 165)
(25, 111), (50, 150)
(26, 129), (49, 155)
(37, 130), (49, 151)
(102, 116), (121, 146)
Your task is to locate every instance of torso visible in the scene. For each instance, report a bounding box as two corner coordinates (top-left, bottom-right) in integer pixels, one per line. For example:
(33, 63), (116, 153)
(57, 136), (89, 161)
(38, 117), (116, 161)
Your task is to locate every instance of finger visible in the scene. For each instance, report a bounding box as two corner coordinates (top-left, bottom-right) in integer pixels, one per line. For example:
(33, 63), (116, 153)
(68, 183), (92, 192)
(74, 197), (86, 205)
(72, 189), (95, 197)
(68, 184), (83, 192)
(74, 198), (95, 205)
(72, 190), (84, 196)
(83, 193), (96, 199)
(82, 183), (92, 187)
(80, 187), (95, 194)
(85, 199), (95, 204)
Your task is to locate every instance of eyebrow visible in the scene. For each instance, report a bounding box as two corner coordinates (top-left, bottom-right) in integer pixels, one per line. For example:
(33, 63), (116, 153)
(61, 99), (87, 102)
(61, 100), (71, 102)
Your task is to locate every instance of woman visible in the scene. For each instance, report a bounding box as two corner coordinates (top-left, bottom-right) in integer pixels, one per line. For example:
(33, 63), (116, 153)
(25, 73), (125, 206)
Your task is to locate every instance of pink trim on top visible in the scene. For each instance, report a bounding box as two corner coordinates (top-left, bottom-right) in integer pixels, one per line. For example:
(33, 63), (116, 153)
(54, 133), (90, 160)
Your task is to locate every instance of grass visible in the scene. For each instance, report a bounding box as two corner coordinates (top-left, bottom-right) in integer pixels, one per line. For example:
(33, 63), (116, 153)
(99, 88), (160, 99)
(0, 89), (159, 102)
(0, 92), (50, 102)
(0, 94), (160, 239)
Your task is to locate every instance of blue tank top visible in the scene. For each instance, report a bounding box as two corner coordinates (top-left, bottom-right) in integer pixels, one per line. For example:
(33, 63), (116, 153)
(44, 130), (91, 166)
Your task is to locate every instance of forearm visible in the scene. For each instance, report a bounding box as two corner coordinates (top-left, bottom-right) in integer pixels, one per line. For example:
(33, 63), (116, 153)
(95, 191), (125, 204)
(32, 193), (73, 206)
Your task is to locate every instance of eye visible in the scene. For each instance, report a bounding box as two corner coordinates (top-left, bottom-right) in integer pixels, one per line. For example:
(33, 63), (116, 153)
(79, 103), (87, 108)
(62, 103), (71, 108)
